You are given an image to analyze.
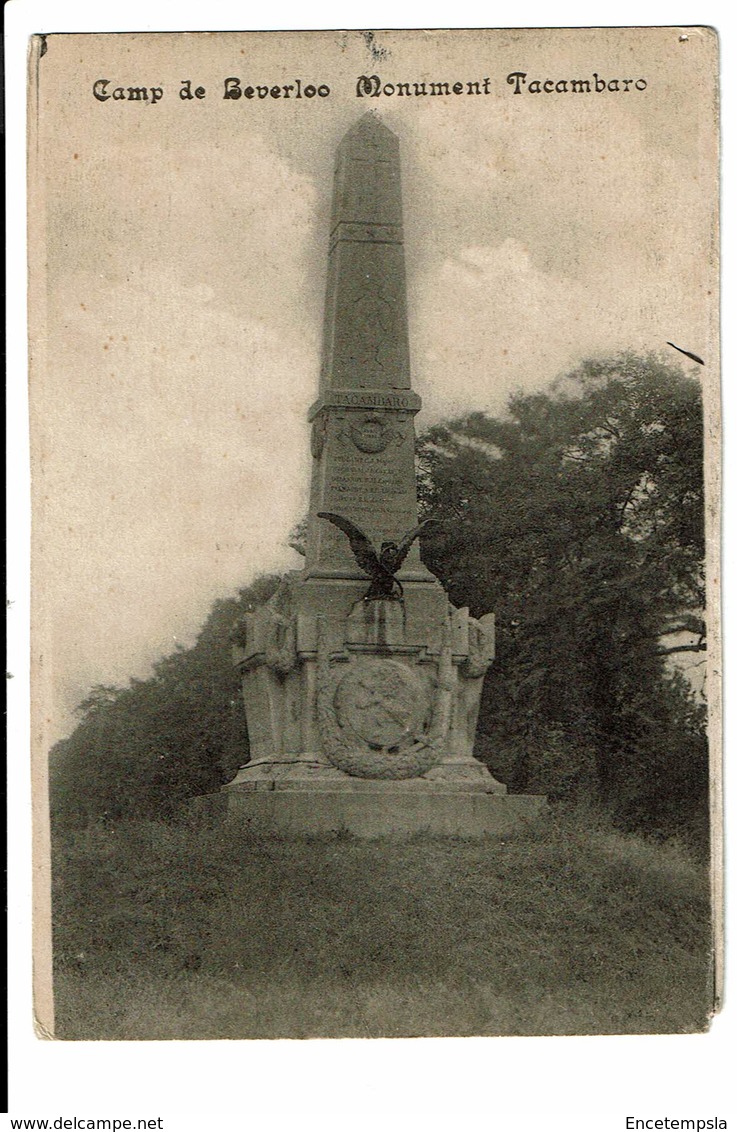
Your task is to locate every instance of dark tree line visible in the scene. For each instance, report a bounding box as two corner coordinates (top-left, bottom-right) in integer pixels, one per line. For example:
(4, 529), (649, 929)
(49, 574), (280, 829)
(416, 353), (707, 841)
(50, 353), (708, 844)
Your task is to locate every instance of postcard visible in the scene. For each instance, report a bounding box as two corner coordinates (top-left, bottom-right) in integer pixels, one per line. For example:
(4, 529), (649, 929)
(27, 27), (719, 1041)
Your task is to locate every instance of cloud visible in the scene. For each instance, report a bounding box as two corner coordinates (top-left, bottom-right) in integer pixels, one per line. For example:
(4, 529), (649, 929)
(38, 265), (315, 737)
(39, 122), (328, 736)
(412, 239), (607, 420)
(46, 129), (322, 330)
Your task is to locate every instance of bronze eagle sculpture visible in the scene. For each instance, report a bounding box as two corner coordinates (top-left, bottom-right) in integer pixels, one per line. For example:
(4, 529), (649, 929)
(318, 512), (438, 600)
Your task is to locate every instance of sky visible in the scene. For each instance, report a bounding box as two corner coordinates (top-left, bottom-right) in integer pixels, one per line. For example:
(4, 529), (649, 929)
(30, 27), (718, 743)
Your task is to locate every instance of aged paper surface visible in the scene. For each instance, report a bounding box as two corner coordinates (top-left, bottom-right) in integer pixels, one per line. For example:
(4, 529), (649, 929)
(28, 27), (719, 1041)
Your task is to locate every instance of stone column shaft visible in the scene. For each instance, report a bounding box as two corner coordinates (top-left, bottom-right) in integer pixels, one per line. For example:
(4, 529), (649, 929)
(305, 114), (427, 578)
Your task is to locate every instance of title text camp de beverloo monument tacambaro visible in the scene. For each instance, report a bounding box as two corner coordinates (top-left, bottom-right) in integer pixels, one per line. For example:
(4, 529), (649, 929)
(91, 69), (649, 106)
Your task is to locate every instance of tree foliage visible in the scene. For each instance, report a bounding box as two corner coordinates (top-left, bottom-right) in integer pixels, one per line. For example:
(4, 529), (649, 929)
(416, 353), (707, 840)
(49, 575), (280, 830)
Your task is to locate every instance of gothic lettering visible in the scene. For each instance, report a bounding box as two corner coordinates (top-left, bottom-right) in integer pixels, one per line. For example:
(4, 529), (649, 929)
(93, 79), (164, 104)
(506, 70), (648, 94)
(223, 77), (331, 100)
(356, 75), (492, 98)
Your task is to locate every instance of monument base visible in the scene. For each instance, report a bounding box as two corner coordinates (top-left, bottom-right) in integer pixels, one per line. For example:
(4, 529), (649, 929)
(225, 752), (508, 794)
(192, 763), (546, 837)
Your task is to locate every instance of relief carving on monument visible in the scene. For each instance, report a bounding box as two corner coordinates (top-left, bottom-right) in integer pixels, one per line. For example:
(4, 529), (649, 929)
(311, 414), (328, 459)
(315, 623), (453, 780)
(231, 575), (299, 675)
(338, 411), (405, 454)
(346, 287), (398, 383)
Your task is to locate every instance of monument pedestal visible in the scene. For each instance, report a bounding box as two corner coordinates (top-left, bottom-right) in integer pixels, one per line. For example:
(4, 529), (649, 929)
(217, 576), (545, 837)
(200, 783), (546, 838)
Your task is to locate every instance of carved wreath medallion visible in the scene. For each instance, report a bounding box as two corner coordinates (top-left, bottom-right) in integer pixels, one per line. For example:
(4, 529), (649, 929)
(334, 660), (427, 749)
(340, 412), (404, 454)
(317, 651), (445, 780)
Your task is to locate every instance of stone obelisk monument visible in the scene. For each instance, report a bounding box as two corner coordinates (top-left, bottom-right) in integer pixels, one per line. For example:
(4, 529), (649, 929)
(221, 115), (544, 834)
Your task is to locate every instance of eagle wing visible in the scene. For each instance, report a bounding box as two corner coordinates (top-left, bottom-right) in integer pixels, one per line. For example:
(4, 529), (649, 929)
(317, 513), (380, 577)
(390, 519), (438, 571)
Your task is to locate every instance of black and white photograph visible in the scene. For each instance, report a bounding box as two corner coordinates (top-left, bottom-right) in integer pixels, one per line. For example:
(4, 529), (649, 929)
(25, 25), (719, 1049)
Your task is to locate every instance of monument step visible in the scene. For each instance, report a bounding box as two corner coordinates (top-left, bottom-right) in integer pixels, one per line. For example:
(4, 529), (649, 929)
(192, 790), (547, 838)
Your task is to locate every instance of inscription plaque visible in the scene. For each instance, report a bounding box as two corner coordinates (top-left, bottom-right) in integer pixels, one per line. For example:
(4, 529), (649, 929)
(308, 408), (421, 573)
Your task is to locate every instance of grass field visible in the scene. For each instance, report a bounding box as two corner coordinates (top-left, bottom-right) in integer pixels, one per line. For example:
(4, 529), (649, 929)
(51, 805), (714, 1039)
